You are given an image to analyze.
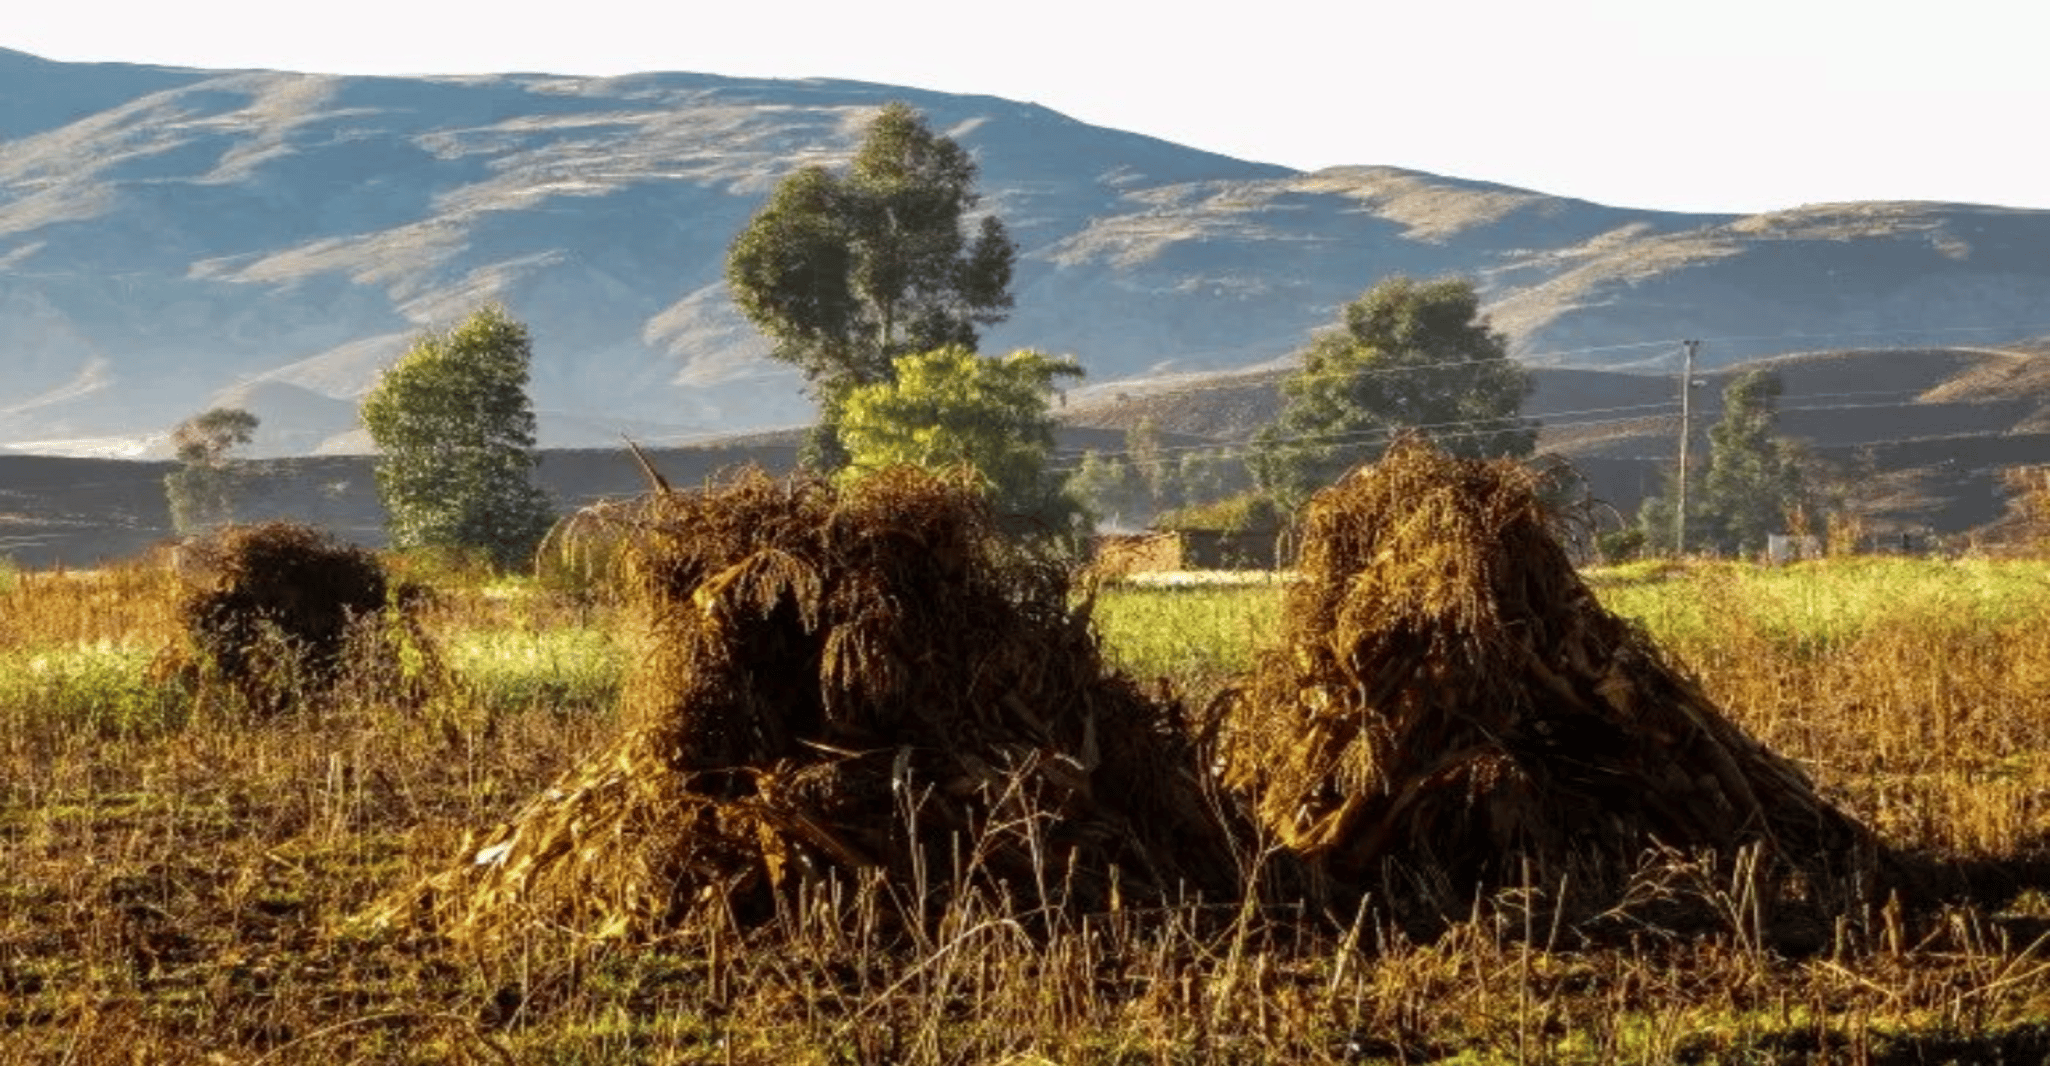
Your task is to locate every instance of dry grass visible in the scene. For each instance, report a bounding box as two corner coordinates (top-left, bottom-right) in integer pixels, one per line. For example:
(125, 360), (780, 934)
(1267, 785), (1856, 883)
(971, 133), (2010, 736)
(1217, 443), (1879, 931)
(1590, 557), (2050, 870)
(381, 469), (1250, 946)
(8, 478), (2050, 1062)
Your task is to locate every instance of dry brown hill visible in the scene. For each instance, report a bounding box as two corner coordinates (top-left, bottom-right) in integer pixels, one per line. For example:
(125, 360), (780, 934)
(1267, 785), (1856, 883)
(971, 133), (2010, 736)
(1057, 344), (2050, 541)
(0, 444), (791, 569)
(8, 345), (2049, 568)
(0, 426), (1228, 569)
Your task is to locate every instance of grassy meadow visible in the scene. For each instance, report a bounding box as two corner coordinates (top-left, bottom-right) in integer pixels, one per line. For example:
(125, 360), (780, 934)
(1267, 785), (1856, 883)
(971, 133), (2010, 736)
(6, 553), (2050, 1062)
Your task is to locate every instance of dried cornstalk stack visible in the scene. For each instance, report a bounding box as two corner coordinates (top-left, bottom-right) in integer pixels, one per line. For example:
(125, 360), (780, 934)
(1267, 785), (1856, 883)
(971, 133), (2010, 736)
(383, 468), (1248, 943)
(171, 521), (425, 714)
(1217, 440), (1881, 919)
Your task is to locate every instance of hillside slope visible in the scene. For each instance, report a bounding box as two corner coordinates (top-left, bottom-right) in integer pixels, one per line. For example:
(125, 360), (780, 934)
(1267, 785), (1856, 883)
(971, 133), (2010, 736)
(6, 347), (2048, 566)
(1060, 345), (2050, 539)
(8, 50), (2050, 456)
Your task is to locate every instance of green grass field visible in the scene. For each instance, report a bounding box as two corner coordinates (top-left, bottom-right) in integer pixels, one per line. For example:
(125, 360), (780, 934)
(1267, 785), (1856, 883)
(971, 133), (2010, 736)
(1090, 581), (1284, 684)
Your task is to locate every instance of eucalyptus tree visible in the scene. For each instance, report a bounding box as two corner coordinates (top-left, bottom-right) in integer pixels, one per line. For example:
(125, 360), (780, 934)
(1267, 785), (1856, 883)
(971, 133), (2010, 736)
(726, 102), (1016, 469)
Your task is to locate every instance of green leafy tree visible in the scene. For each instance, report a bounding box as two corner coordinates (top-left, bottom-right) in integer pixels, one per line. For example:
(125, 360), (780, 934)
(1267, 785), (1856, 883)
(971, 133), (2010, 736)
(164, 406), (260, 534)
(1176, 447), (1252, 509)
(1066, 418), (1206, 528)
(1250, 276), (1536, 506)
(1125, 416), (1181, 513)
(1640, 369), (1808, 556)
(1066, 450), (1146, 527)
(1704, 370), (1811, 553)
(1155, 490), (1285, 534)
(726, 102), (1018, 469)
(359, 305), (555, 570)
(838, 346), (1083, 535)
(1636, 491), (1680, 555)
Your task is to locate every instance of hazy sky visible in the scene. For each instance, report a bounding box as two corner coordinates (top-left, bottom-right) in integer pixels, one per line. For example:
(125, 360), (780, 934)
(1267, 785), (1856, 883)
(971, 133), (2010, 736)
(12, 0), (2047, 214)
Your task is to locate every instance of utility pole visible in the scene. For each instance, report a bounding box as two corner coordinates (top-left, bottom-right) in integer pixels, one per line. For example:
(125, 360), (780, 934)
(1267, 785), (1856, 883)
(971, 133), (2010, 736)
(1675, 339), (1700, 555)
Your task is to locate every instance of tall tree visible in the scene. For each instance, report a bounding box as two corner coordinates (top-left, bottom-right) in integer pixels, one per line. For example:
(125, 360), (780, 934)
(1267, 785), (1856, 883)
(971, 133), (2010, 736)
(837, 346), (1083, 536)
(1250, 276), (1536, 506)
(1702, 369), (1808, 553)
(359, 305), (555, 569)
(1176, 447), (1252, 510)
(1639, 369), (1808, 555)
(1066, 450), (1145, 528)
(164, 406), (260, 534)
(726, 102), (1017, 468)
(1126, 416), (1177, 513)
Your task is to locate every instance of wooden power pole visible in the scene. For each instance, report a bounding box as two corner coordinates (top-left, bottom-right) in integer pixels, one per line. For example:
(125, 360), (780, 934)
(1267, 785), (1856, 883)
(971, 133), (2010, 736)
(1675, 339), (1700, 555)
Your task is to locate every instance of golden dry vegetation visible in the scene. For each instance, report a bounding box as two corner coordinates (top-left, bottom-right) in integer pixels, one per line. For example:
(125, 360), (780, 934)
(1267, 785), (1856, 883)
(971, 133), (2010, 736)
(6, 465), (2050, 1064)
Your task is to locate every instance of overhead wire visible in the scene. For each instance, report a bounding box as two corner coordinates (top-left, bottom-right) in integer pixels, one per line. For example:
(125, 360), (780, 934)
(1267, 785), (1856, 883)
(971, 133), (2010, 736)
(12, 323), (2050, 464)
(1063, 320), (2050, 413)
(1042, 385), (1953, 475)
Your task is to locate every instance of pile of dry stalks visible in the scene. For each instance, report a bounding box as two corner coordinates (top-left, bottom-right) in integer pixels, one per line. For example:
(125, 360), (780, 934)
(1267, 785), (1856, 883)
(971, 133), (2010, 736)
(384, 468), (1250, 942)
(386, 444), (1889, 946)
(1217, 440), (1883, 921)
(169, 521), (427, 714)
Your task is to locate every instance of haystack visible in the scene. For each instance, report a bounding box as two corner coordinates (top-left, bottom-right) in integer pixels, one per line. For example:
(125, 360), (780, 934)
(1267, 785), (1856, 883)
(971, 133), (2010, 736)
(1218, 441), (1879, 919)
(387, 468), (1247, 942)
(172, 522), (416, 713)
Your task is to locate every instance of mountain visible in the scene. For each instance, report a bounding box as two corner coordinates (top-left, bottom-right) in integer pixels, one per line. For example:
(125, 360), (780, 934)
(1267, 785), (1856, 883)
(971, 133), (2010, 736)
(6, 48), (2050, 457)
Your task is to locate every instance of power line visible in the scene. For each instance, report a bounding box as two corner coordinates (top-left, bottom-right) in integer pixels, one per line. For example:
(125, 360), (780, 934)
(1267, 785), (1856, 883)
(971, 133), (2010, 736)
(1044, 407), (1680, 476)
(1065, 323), (2050, 412)
(1045, 385), (1944, 474)
(1669, 323), (2050, 347)
(1064, 321), (2050, 406)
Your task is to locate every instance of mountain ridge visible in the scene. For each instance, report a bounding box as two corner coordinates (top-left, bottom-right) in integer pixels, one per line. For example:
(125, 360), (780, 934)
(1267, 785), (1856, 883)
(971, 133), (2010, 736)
(6, 49), (2050, 457)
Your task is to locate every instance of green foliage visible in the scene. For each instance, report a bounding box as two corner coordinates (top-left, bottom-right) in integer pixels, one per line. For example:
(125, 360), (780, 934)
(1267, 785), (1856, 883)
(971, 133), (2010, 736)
(1175, 446), (1253, 510)
(1704, 370), (1809, 553)
(1066, 420), (1255, 530)
(725, 102), (1017, 469)
(1641, 369), (1809, 556)
(1065, 449), (1146, 527)
(0, 642), (190, 738)
(1125, 416), (1173, 512)
(448, 624), (622, 715)
(1155, 490), (1286, 534)
(838, 346), (1084, 535)
(163, 406), (259, 534)
(1250, 276), (1536, 506)
(1090, 582), (1286, 683)
(1595, 525), (1648, 564)
(359, 304), (555, 571)
(165, 467), (232, 535)
(172, 406), (259, 465)
(380, 543), (507, 590)
(1587, 555), (2050, 655)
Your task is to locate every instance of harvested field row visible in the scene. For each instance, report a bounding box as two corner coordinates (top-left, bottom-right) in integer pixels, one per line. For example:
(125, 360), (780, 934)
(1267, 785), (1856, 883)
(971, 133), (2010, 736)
(7, 447), (2050, 1063)
(358, 445), (1885, 946)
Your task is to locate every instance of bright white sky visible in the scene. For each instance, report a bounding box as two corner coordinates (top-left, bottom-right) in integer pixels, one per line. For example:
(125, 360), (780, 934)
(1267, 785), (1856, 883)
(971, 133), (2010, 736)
(12, 0), (2047, 214)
